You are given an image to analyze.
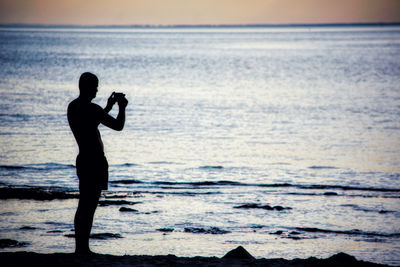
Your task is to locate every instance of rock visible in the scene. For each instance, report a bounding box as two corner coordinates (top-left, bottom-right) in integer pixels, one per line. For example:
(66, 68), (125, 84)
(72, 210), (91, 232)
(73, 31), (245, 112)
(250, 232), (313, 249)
(327, 252), (358, 265)
(184, 227), (206, 234)
(157, 228), (174, 232)
(20, 226), (36, 230)
(324, 192), (338, 196)
(0, 239), (29, 248)
(271, 230), (284, 235)
(234, 203), (292, 211)
(379, 210), (392, 214)
(184, 227), (230, 235)
(222, 246), (255, 260)
(99, 200), (141, 206)
(119, 207), (138, 212)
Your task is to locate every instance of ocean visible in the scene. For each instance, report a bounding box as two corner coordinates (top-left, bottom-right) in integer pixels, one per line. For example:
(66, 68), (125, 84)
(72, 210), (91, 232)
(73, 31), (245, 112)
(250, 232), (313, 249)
(0, 25), (399, 265)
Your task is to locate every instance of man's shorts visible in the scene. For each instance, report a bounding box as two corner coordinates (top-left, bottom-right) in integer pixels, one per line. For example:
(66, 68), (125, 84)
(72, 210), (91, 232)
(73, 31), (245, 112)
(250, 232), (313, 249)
(76, 153), (109, 191)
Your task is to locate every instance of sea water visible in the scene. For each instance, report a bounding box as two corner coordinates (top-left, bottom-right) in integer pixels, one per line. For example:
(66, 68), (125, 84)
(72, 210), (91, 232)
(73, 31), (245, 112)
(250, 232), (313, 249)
(0, 25), (399, 265)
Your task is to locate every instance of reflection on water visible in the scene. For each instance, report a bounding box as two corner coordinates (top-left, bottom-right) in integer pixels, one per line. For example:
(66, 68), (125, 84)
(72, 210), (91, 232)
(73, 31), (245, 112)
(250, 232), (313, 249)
(0, 25), (399, 265)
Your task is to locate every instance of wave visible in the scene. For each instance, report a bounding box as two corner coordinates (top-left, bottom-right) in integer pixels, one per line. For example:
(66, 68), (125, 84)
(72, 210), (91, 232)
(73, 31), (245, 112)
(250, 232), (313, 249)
(294, 227), (400, 238)
(110, 179), (143, 184)
(292, 184), (400, 192)
(308, 166), (338, 169)
(153, 180), (241, 186)
(135, 191), (220, 196)
(110, 179), (400, 193)
(98, 200), (141, 207)
(115, 163), (140, 167)
(148, 161), (176, 165)
(0, 165), (25, 170)
(0, 163), (75, 171)
(65, 233), (123, 240)
(106, 163), (218, 168)
(340, 204), (394, 214)
(0, 186), (78, 200)
(199, 166), (224, 169)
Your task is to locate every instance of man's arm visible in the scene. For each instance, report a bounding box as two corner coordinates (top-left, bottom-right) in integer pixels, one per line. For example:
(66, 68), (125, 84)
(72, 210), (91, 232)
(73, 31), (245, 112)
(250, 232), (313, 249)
(99, 96), (128, 131)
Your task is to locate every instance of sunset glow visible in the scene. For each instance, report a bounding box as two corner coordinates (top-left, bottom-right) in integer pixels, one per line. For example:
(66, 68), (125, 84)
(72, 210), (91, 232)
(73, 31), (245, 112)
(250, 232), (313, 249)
(0, 0), (399, 25)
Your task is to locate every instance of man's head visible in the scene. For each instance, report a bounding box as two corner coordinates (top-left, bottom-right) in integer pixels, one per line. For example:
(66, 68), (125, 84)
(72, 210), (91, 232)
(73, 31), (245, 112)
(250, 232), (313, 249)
(79, 72), (98, 100)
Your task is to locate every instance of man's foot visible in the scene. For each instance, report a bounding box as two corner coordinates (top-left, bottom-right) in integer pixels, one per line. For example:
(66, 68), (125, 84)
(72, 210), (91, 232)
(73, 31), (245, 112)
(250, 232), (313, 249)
(74, 249), (97, 257)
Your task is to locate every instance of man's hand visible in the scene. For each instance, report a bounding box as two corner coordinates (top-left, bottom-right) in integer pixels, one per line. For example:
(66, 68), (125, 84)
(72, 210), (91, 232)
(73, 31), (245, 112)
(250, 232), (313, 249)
(104, 92), (117, 113)
(117, 95), (128, 109)
(107, 92), (117, 106)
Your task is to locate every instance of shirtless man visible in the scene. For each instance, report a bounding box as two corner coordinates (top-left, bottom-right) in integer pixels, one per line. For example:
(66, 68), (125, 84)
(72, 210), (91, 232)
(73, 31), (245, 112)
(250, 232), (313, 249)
(67, 72), (128, 255)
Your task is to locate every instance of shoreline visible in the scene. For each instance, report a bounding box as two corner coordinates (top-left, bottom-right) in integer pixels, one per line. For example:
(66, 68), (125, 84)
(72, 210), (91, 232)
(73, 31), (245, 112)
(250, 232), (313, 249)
(0, 247), (390, 267)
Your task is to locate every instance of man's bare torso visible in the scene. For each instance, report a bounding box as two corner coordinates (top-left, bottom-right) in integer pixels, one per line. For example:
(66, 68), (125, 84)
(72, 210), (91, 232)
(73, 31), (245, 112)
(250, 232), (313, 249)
(67, 98), (105, 155)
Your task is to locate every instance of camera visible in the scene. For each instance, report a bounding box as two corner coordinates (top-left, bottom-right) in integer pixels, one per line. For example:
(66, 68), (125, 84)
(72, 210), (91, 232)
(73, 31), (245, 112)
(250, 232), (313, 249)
(113, 92), (125, 101)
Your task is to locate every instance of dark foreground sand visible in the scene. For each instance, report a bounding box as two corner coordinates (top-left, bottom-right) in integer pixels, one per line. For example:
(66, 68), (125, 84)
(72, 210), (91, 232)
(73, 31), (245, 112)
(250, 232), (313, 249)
(0, 246), (389, 267)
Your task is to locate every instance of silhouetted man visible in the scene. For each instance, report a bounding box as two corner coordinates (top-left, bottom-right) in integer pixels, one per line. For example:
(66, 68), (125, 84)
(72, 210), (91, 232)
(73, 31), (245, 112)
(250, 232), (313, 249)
(67, 72), (128, 255)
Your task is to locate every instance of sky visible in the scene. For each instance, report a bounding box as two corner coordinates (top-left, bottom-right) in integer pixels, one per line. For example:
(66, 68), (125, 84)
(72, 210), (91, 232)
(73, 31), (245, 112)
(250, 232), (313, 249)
(0, 0), (399, 25)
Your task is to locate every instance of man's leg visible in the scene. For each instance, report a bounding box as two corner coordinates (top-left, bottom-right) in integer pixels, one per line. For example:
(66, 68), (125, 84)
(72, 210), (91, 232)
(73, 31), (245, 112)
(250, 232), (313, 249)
(74, 187), (101, 254)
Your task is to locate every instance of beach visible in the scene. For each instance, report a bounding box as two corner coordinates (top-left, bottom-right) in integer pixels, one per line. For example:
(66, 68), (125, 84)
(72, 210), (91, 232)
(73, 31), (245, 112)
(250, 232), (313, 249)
(0, 247), (390, 267)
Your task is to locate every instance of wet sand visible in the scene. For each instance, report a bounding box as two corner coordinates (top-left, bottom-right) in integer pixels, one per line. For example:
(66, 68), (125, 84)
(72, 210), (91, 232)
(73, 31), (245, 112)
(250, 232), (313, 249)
(0, 246), (389, 266)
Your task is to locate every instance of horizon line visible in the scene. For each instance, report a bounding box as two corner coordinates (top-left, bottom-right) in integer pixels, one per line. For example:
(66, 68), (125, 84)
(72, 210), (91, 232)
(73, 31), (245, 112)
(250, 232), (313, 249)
(1, 22), (400, 28)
